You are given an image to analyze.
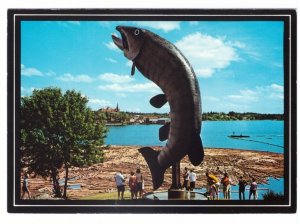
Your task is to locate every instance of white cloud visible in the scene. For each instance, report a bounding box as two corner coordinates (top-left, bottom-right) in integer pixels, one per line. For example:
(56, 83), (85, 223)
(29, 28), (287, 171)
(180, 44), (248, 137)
(21, 86), (40, 96)
(99, 73), (133, 83)
(227, 83), (284, 102)
(270, 83), (284, 92)
(194, 68), (214, 78)
(228, 41), (246, 49)
(175, 32), (240, 78)
(57, 73), (93, 83)
(105, 41), (119, 51)
(21, 64), (43, 77)
(125, 61), (133, 67)
(98, 82), (160, 93)
(134, 21), (180, 32)
(45, 70), (56, 76)
(228, 89), (259, 102)
(88, 98), (112, 107)
(203, 96), (220, 102)
(105, 58), (117, 63)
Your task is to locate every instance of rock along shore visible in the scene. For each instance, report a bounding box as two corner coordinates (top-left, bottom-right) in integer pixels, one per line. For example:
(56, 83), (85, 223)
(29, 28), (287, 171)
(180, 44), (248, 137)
(24, 145), (284, 200)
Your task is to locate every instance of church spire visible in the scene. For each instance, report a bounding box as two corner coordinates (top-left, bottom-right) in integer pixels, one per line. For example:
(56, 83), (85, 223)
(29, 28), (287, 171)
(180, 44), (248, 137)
(116, 103), (119, 112)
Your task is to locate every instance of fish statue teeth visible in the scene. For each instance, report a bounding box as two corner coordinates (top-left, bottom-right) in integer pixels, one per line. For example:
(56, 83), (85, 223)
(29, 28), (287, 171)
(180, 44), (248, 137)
(112, 26), (204, 190)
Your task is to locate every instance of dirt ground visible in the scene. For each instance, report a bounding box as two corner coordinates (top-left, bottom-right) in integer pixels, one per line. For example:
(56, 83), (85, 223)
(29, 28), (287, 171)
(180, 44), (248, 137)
(22, 145), (284, 200)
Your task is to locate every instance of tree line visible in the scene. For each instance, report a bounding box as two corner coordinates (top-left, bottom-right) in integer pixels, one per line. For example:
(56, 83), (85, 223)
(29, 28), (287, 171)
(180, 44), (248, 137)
(202, 111), (283, 121)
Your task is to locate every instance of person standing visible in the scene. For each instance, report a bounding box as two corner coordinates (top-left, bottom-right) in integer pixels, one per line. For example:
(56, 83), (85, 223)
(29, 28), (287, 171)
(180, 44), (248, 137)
(189, 169), (197, 191)
(21, 174), (31, 199)
(221, 173), (231, 200)
(135, 168), (144, 199)
(182, 167), (190, 190)
(209, 183), (218, 200)
(249, 178), (258, 200)
(129, 171), (137, 199)
(206, 172), (220, 200)
(238, 176), (247, 200)
(115, 171), (126, 200)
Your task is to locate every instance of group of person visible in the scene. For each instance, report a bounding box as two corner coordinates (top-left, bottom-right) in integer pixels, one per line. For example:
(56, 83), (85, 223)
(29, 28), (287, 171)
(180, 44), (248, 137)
(182, 167), (197, 191)
(205, 170), (258, 200)
(114, 168), (144, 200)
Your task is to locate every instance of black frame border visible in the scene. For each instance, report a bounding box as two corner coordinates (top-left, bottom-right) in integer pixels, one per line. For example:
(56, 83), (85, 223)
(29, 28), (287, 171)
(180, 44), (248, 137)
(7, 9), (297, 213)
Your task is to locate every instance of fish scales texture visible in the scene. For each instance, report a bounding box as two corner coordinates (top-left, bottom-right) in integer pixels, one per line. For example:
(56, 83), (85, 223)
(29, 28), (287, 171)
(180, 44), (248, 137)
(134, 32), (201, 167)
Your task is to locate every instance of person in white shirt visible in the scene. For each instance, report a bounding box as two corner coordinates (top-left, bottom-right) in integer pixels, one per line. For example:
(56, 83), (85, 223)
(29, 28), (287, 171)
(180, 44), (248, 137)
(115, 171), (126, 200)
(189, 169), (197, 191)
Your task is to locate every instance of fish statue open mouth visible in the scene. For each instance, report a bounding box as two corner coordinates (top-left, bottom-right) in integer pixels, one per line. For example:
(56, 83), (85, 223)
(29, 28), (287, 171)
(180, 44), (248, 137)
(112, 26), (204, 190)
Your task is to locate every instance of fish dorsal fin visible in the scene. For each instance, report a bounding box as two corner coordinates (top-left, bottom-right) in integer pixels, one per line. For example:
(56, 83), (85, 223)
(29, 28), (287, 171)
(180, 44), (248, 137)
(159, 122), (170, 141)
(188, 133), (204, 166)
(131, 62), (136, 76)
(150, 94), (167, 108)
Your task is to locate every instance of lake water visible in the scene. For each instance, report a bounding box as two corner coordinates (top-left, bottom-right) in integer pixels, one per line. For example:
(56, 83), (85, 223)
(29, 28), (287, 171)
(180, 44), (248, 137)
(105, 121), (284, 153)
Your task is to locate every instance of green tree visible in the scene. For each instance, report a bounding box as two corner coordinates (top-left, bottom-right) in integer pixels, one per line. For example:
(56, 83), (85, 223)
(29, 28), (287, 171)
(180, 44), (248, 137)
(21, 88), (107, 198)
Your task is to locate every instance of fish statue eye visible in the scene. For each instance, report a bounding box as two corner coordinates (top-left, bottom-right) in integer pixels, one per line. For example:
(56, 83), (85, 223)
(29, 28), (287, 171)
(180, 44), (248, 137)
(134, 29), (140, 36)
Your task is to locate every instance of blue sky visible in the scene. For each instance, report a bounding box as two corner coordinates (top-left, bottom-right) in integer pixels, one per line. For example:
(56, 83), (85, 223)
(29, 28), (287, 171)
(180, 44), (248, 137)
(21, 20), (284, 113)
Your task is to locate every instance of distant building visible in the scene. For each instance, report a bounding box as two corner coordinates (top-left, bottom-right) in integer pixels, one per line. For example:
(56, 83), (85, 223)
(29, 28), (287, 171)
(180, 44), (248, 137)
(99, 103), (120, 113)
(145, 117), (170, 124)
(157, 118), (171, 124)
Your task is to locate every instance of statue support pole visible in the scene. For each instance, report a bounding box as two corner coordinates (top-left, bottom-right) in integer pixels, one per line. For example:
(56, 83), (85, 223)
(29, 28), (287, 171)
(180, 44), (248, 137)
(168, 161), (185, 199)
(171, 161), (181, 189)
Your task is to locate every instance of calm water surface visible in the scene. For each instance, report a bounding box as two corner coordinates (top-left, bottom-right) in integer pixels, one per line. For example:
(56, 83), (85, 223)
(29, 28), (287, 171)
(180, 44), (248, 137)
(105, 121), (284, 153)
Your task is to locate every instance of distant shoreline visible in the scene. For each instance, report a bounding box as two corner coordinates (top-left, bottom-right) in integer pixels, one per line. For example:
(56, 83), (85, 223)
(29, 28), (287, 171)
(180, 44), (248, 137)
(105, 119), (283, 126)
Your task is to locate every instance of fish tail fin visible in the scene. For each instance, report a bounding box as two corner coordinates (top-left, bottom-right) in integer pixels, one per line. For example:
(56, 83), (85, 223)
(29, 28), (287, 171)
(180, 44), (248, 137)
(138, 147), (165, 191)
(188, 134), (205, 166)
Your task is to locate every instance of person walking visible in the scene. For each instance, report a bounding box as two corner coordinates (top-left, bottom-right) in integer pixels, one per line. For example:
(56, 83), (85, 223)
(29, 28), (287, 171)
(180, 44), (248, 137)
(135, 168), (144, 199)
(249, 178), (258, 200)
(189, 169), (197, 191)
(21, 173), (31, 199)
(221, 173), (231, 200)
(115, 171), (126, 200)
(238, 176), (247, 200)
(182, 167), (190, 190)
(129, 171), (137, 199)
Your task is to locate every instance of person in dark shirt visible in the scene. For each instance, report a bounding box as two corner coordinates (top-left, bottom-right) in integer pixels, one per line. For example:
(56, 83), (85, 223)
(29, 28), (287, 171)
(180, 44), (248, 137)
(238, 176), (247, 200)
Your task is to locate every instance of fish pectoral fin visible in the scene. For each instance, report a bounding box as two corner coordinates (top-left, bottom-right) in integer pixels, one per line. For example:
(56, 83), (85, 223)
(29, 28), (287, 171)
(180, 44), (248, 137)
(159, 122), (170, 141)
(188, 134), (204, 166)
(131, 62), (136, 76)
(150, 94), (167, 108)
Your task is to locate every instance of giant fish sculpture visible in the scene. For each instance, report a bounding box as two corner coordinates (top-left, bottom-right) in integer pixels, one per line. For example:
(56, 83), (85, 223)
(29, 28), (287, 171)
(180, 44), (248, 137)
(112, 26), (204, 190)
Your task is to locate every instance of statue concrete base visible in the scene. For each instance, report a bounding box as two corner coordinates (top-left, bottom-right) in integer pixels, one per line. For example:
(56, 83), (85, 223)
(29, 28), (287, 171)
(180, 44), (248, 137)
(168, 189), (186, 199)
